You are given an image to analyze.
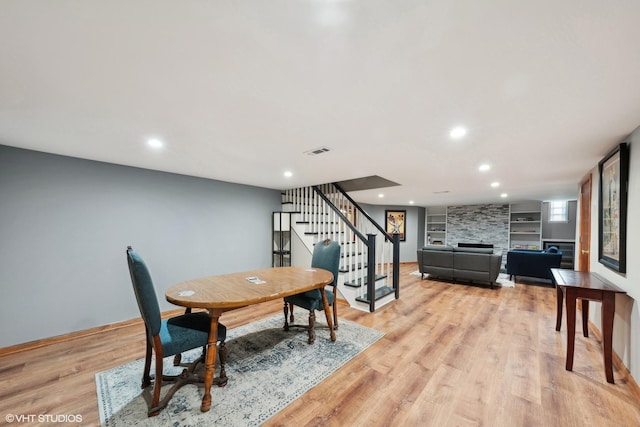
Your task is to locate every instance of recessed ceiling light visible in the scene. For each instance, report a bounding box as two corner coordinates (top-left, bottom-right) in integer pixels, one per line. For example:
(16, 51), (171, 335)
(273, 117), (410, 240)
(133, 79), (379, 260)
(283, 171), (293, 178)
(491, 182), (500, 188)
(450, 126), (467, 139)
(478, 164), (491, 172)
(500, 193), (508, 198)
(409, 200), (415, 205)
(378, 193), (384, 198)
(147, 138), (164, 149)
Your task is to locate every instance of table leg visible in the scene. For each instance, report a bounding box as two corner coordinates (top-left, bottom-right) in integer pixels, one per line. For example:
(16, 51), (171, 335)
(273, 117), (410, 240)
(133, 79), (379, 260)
(581, 299), (589, 338)
(319, 289), (336, 342)
(201, 310), (221, 412)
(555, 285), (564, 331)
(565, 288), (577, 372)
(602, 293), (616, 384)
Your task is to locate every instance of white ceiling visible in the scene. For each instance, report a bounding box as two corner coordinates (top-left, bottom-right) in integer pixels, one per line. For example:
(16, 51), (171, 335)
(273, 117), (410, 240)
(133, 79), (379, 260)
(1, 1), (640, 206)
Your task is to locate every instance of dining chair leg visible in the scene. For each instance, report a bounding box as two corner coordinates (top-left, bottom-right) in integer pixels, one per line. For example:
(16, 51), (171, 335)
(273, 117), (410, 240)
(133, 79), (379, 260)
(283, 300), (290, 331)
(307, 310), (316, 344)
(217, 342), (228, 387)
(149, 348), (164, 416)
(142, 335), (153, 388)
(173, 354), (182, 366)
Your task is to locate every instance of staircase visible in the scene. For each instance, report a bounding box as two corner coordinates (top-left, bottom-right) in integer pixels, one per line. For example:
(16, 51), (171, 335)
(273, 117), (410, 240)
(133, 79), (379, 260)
(281, 183), (399, 312)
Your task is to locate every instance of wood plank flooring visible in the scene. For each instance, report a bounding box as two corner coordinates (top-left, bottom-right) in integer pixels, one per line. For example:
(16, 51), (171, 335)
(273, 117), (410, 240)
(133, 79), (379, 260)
(1, 263), (639, 426)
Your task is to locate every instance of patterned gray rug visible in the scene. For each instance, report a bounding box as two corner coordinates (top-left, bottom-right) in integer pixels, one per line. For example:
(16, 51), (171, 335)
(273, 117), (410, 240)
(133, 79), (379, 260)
(96, 315), (384, 426)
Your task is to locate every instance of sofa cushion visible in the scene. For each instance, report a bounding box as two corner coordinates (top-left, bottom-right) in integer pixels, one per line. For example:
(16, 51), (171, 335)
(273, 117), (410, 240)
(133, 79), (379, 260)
(453, 247), (495, 255)
(422, 245), (454, 252)
(453, 252), (491, 271)
(422, 248), (454, 268)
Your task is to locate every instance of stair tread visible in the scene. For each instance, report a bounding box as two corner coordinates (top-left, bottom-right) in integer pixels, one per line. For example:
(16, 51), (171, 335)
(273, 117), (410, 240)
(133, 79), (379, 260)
(339, 262), (370, 271)
(355, 286), (395, 303)
(343, 274), (387, 287)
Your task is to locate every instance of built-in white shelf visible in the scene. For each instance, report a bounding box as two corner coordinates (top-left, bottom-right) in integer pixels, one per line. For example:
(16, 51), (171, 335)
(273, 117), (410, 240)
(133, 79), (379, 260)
(509, 201), (542, 249)
(425, 206), (447, 245)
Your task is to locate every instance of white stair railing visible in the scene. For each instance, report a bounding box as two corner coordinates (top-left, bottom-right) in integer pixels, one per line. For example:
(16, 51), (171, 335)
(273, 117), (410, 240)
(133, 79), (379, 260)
(283, 184), (399, 311)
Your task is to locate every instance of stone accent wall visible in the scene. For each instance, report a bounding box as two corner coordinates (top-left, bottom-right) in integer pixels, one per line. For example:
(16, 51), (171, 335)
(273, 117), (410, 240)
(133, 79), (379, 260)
(446, 204), (510, 267)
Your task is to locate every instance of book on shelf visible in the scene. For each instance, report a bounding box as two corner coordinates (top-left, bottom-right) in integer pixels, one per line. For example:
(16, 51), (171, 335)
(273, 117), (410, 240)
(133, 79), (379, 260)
(512, 244), (539, 250)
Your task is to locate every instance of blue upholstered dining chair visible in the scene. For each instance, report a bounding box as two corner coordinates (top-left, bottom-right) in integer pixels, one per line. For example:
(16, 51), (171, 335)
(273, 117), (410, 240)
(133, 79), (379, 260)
(284, 239), (341, 344)
(126, 246), (228, 417)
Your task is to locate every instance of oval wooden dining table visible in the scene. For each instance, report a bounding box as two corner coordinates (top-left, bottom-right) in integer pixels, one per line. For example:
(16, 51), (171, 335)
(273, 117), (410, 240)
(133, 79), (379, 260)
(165, 266), (335, 412)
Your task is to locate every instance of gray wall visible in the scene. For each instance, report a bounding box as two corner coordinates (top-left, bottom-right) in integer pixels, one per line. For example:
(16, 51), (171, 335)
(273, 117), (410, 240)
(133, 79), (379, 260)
(541, 200), (577, 240)
(587, 125), (639, 385)
(0, 145), (281, 347)
(361, 203), (422, 263)
(416, 207), (426, 251)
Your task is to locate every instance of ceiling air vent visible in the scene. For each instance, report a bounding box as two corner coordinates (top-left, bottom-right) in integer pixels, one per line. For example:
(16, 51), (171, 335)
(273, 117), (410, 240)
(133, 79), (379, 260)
(304, 146), (332, 156)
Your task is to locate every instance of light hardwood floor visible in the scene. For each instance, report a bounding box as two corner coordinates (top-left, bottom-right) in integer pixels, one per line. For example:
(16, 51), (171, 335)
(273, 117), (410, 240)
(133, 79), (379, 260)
(1, 263), (639, 426)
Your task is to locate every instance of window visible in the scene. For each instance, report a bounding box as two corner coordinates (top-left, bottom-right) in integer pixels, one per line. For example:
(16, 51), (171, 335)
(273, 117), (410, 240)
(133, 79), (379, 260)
(549, 200), (568, 222)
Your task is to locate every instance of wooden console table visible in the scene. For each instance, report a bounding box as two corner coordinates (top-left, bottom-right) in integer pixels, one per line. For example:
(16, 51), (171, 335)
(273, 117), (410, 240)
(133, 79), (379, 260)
(551, 268), (626, 383)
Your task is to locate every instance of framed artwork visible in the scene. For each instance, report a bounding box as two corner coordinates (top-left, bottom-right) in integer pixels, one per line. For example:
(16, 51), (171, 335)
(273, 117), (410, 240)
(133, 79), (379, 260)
(598, 142), (629, 273)
(385, 210), (406, 241)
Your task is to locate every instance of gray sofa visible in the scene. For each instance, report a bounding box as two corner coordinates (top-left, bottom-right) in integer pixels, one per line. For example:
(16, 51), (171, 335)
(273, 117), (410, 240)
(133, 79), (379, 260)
(417, 245), (502, 288)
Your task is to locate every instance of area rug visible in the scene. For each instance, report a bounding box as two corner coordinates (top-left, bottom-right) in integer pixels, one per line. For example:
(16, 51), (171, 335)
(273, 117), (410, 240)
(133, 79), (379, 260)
(410, 271), (515, 288)
(96, 315), (384, 426)
(496, 273), (515, 288)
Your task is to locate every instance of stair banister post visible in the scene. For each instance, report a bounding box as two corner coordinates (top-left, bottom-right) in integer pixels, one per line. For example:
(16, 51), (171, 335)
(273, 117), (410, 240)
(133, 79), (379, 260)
(367, 233), (376, 312)
(309, 187), (314, 233)
(304, 187), (309, 222)
(393, 233), (400, 298)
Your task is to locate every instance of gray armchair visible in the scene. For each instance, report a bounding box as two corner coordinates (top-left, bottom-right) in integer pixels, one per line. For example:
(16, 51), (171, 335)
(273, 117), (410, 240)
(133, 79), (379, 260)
(506, 247), (563, 283)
